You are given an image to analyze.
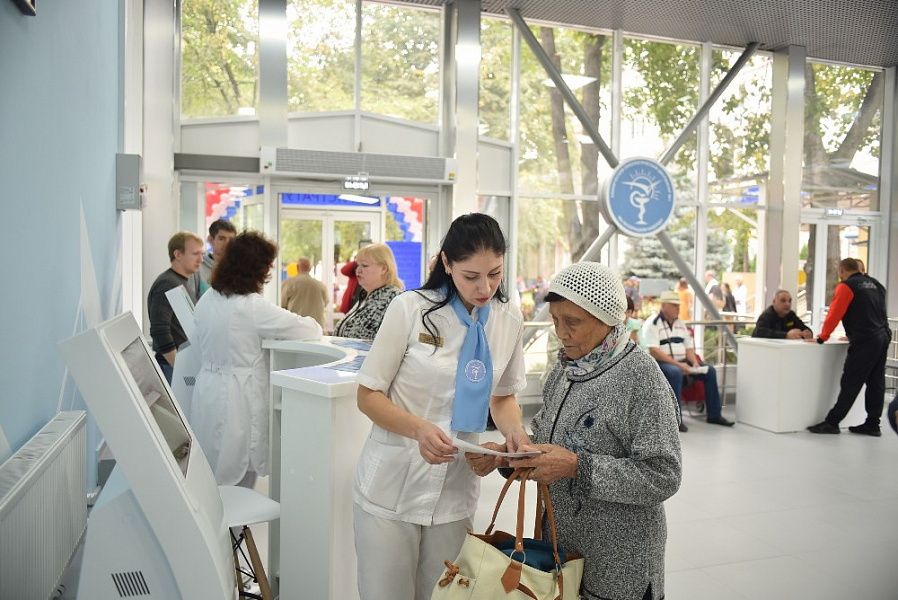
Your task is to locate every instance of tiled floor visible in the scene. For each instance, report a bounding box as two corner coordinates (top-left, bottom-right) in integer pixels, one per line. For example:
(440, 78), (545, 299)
(475, 404), (898, 599)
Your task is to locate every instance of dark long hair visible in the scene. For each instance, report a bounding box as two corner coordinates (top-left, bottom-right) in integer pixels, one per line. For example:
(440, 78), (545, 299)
(415, 213), (508, 341)
(210, 230), (277, 297)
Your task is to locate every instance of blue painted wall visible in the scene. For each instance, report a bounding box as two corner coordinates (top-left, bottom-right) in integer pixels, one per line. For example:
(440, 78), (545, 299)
(0, 1), (121, 467)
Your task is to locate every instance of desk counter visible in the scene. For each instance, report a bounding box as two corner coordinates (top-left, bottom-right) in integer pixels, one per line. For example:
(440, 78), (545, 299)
(736, 337), (866, 433)
(264, 338), (370, 600)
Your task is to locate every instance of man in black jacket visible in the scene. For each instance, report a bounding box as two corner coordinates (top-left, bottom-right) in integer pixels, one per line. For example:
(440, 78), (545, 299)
(147, 231), (204, 383)
(752, 290), (813, 340)
(808, 258), (890, 436)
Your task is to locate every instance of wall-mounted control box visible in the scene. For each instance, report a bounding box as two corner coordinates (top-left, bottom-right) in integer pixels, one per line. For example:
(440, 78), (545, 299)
(116, 153), (143, 211)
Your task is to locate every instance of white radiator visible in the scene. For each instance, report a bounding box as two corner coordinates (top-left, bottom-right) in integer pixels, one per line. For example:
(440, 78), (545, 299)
(0, 411), (87, 600)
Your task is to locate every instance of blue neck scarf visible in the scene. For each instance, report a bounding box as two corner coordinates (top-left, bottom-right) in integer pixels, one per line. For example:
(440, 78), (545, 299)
(448, 293), (493, 432)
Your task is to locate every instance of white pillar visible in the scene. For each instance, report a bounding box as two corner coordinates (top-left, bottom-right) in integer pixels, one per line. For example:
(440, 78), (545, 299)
(451, 0), (481, 217)
(766, 46), (806, 301)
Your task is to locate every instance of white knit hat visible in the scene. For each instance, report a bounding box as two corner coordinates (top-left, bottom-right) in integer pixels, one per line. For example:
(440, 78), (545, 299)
(548, 262), (627, 325)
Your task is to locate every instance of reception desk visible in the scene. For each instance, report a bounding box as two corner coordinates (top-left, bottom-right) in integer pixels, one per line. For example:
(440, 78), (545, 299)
(736, 337), (867, 433)
(264, 338), (371, 600)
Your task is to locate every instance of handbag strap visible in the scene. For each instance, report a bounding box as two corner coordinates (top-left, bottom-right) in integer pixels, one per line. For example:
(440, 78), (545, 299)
(499, 469), (569, 598)
(538, 482), (566, 600)
(484, 467), (529, 536)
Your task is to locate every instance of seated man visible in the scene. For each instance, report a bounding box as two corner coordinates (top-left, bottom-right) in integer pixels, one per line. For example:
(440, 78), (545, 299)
(752, 290), (813, 339)
(642, 290), (735, 432)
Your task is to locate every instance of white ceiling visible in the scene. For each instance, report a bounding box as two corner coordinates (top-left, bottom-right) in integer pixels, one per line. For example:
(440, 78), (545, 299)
(403, 0), (898, 67)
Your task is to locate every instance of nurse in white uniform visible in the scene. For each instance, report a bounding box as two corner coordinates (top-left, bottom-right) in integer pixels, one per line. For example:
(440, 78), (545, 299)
(190, 231), (322, 488)
(352, 213), (530, 599)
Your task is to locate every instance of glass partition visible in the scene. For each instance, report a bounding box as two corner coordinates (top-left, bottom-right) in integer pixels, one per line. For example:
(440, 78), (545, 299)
(802, 62), (882, 211)
(360, 1), (440, 123)
(181, 0), (259, 118)
(479, 17), (513, 141)
(287, 0), (355, 113)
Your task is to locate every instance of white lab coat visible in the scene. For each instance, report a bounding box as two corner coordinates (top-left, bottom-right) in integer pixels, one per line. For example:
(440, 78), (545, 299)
(190, 290), (322, 485)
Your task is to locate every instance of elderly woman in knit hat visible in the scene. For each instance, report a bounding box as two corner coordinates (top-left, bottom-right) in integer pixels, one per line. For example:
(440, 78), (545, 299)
(468, 262), (682, 600)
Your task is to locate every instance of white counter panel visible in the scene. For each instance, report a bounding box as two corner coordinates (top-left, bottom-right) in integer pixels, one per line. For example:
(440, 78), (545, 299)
(265, 338), (370, 600)
(736, 337), (867, 433)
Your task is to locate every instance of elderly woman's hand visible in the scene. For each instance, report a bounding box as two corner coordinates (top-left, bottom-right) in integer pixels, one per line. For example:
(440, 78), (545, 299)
(508, 444), (577, 485)
(464, 442), (505, 477)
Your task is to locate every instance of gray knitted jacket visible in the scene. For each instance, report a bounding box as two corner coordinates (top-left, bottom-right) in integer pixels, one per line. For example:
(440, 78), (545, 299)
(533, 341), (682, 600)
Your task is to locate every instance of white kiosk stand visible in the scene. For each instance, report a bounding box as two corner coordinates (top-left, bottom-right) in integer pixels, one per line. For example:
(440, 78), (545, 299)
(165, 286), (202, 417)
(264, 338), (372, 600)
(59, 313), (236, 599)
(736, 337), (867, 432)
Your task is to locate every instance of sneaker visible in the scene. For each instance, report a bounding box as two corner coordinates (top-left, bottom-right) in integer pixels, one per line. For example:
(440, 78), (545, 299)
(678, 423), (689, 433)
(847, 423), (881, 437)
(706, 416), (734, 427)
(807, 421), (840, 434)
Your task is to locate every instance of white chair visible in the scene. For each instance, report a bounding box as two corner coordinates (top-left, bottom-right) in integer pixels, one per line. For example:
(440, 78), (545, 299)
(219, 485), (280, 600)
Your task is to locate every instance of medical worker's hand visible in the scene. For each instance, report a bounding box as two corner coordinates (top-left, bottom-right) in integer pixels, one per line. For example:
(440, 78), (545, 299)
(465, 442), (505, 476)
(415, 422), (457, 464)
(504, 426), (531, 454)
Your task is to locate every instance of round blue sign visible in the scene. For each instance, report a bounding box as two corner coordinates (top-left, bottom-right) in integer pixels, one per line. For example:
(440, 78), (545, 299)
(464, 359), (487, 383)
(602, 158), (676, 237)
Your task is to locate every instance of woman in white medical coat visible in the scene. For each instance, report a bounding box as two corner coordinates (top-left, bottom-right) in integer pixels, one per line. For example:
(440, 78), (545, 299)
(352, 213), (530, 600)
(190, 231), (322, 488)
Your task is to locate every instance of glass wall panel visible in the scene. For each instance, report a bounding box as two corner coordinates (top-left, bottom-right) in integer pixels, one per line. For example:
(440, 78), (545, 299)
(286, 0), (355, 113)
(619, 207), (705, 316)
(802, 62), (883, 211)
(516, 197), (608, 320)
(360, 2), (440, 123)
(181, 0), (259, 118)
(479, 18), (512, 141)
(799, 223), (814, 319)
(518, 26), (611, 196)
(619, 39), (701, 303)
(708, 51), (772, 204)
(706, 49), (769, 315)
(517, 25), (611, 275)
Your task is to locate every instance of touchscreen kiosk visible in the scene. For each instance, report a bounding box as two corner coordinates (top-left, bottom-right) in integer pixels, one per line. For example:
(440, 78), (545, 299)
(58, 312), (235, 599)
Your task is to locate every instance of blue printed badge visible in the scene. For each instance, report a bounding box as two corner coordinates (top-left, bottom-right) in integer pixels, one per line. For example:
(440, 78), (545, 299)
(464, 359), (487, 383)
(602, 157), (676, 237)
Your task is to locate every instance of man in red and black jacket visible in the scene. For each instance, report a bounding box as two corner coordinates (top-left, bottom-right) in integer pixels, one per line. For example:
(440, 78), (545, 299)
(808, 258), (891, 437)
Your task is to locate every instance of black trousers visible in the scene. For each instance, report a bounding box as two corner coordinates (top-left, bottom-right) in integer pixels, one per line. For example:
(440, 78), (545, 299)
(825, 331), (890, 426)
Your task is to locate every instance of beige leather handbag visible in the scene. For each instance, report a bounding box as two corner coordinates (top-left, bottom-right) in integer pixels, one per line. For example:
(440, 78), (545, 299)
(431, 468), (584, 600)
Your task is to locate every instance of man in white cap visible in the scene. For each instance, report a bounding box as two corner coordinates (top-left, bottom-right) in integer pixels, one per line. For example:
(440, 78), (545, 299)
(642, 290), (735, 431)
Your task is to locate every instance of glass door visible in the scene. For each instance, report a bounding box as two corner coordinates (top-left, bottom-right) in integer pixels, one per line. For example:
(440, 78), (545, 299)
(800, 217), (872, 329)
(279, 205), (381, 332)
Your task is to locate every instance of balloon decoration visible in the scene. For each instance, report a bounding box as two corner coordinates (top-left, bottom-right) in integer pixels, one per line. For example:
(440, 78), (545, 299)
(204, 184), (241, 230)
(387, 196), (424, 242)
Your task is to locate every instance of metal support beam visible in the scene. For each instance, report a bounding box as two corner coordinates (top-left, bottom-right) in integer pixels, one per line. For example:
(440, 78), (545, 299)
(660, 42), (759, 167)
(507, 8), (619, 169)
(657, 231), (738, 347)
(579, 224), (618, 263)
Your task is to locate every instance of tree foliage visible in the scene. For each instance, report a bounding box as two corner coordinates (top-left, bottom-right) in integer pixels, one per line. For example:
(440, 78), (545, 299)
(480, 18), (513, 140)
(359, 3), (440, 123)
(181, 0), (258, 118)
(287, 0), (355, 112)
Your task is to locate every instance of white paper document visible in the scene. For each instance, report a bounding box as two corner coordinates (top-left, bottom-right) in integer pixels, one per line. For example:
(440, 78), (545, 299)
(451, 437), (542, 458)
(690, 365), (710, 375)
